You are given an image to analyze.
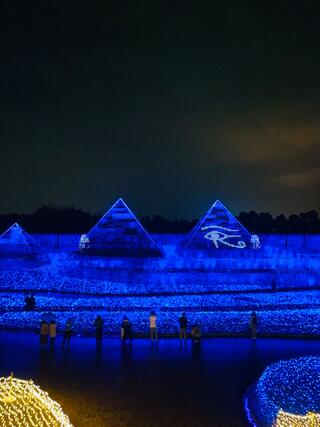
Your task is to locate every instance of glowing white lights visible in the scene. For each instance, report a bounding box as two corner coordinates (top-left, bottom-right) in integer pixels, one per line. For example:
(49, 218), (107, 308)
(276, 410), (320, 426)
(0, 375), (73, 427)
(250, 234), (261, 249)
(185, 200), (253, 249)
(201, 225), (246, 248)
(79, 234), (90, 251)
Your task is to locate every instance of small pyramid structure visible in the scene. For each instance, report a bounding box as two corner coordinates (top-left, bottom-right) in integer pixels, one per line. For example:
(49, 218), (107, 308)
(185, 200), (252, 250)
(85, 198), (160, 256)
(0, 223), (42, 257)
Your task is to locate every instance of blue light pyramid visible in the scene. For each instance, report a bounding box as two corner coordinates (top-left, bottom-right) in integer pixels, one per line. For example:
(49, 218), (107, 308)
(0, 223), (42, 257)
(185, 200), (252, 250)
(85, 198), (160, 256)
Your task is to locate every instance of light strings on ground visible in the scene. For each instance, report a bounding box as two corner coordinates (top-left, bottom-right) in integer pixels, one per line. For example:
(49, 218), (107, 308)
(0, 375), (73, 427)
(245, 356), (320, 426)
(276, 410), (320, 426)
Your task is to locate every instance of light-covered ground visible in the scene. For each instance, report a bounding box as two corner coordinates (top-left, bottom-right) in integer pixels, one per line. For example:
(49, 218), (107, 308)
(0, 245), (319, 335)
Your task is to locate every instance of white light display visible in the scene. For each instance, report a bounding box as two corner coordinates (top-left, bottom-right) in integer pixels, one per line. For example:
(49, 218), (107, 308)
(79, 234), (90, 251)
(201, 225), (246, 248)
(185, 200), (252, 249)
(276, 410), (320, 426)
(0, 375), (73, 427)
(250, 234), (261, 249)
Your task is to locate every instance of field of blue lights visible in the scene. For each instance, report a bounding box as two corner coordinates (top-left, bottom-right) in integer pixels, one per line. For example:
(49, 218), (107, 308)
(0, 245), (319, 335)
(0, 200), (319, 336)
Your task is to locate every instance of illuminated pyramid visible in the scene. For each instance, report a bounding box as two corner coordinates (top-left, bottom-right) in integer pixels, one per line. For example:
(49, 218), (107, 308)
(85, 198), (160, 256)
(0, 223), (42, 257)
(185, 200), (252, 250)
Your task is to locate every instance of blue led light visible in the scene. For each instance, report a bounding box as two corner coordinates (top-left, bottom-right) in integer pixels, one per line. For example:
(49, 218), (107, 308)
(245, 357), (320, 426)
(185, 200), (253, 249)
(84, 198), (160, 256)
(0, 223), (42, 257)
(0, 200), (318, 336)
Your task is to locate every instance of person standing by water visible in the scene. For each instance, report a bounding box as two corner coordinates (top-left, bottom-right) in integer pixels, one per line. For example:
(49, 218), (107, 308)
(191, 324), (202, 345)
(94, 315), (104, 344)
(40, 320), (49, 350)
(179, 312), (188, 343)
(49, 320), (57, 349)
(29, 293), (36, 310)
(121, 315), (132, 344)
(249, 311), (258, 339)
(62, 319), (73, 347)
(149, 311), (158, 342)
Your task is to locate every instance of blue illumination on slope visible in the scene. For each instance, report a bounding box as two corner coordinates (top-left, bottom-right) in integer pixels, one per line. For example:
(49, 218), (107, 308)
(0, 202), (318, 336)
(0, 223), (43, 258)
(185, 200), (253, 249)
(85, 198), (160, 256)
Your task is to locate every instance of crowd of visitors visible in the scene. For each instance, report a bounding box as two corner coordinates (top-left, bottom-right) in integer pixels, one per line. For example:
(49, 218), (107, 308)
(38, 311), (259, 350)
(40, 319), (56, 349)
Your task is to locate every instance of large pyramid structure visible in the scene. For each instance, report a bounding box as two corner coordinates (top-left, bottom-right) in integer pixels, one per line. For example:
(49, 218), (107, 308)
(85, 198), (160, 256)
(185, 200), (252, 250)
(0, 223), (43, 257)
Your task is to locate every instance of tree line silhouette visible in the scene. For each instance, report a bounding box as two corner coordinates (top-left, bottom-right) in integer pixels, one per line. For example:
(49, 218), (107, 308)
(0, 206), (319, 234)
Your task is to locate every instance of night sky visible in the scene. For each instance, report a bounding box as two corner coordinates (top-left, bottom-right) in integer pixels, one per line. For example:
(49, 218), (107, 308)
(1, 1), (319, 219)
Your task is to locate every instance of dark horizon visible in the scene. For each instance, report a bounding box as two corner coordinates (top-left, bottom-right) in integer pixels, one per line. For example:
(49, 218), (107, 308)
(1, 1), (320, 218)
(0, 204), (319, 234)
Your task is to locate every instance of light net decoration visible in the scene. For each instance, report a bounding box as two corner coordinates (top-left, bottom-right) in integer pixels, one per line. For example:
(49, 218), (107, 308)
(245, 356), (320, 426)
(0, 375), (73, 427)
(276, 409), (320, 426)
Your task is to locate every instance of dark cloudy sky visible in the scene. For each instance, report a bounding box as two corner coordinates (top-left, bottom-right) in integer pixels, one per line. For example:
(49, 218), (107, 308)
(0, 1), (319, 219)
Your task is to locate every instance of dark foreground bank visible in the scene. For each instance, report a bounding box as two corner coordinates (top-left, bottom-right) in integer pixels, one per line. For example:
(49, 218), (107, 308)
(0, 332), (319, 427)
